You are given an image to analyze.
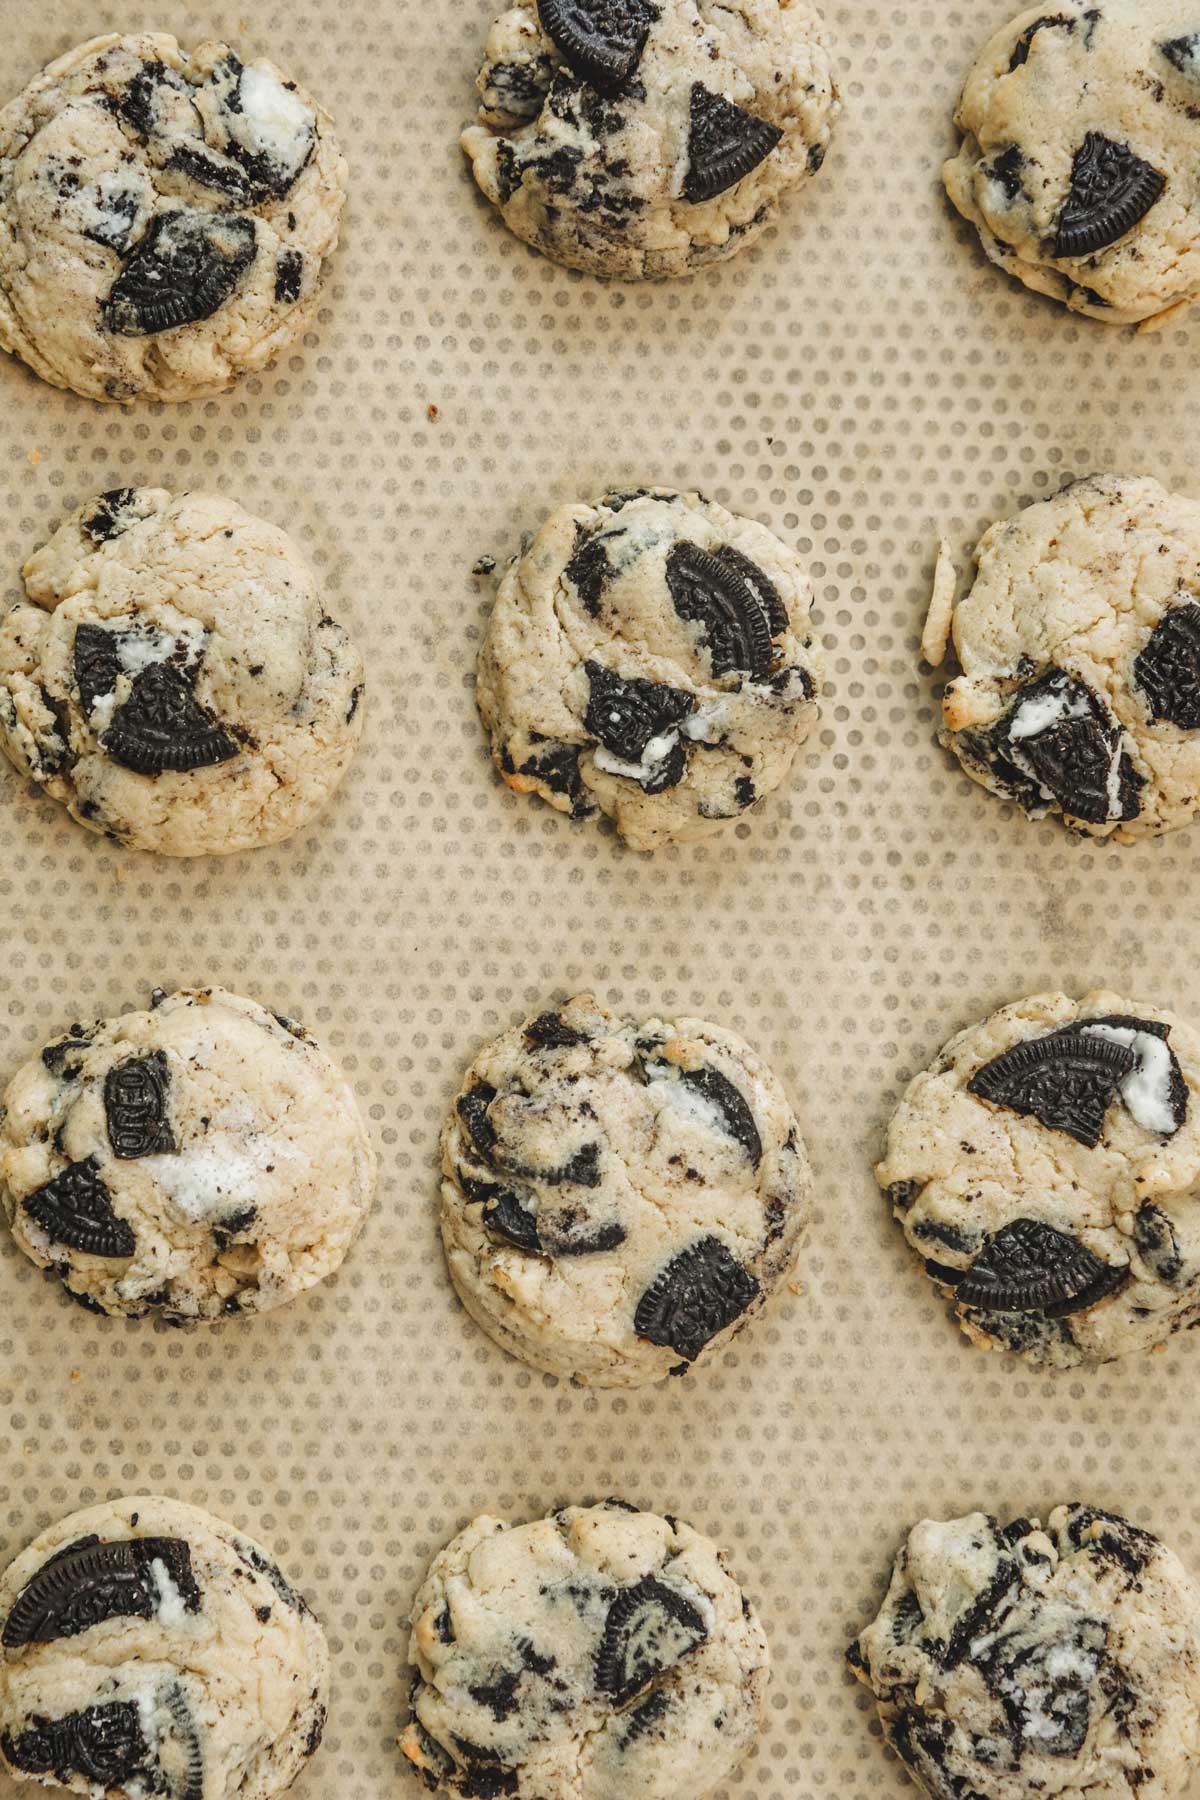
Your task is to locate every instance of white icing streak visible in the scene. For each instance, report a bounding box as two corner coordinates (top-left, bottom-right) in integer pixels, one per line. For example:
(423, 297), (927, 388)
(1086, 1023), (1180, 1135)
(150, 1557), (188, 1627)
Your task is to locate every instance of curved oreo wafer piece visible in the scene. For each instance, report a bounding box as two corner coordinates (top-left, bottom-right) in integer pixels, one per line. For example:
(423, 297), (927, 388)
(683, 84), (782, 205)
(537, 0), (658, 93)
(634, 1235), (761, 1361)
(2, 1702), (149, 1788)
(949, 1217), (1128, 1318)
(102, 209), (257, 337)
(1008, 14), (1075, 70)
(1134, 602), (1200, 729)
(102, 662), (238, 775)
(1054, 134), (1165, 258)
(595, 1576), (708, 1703)
(583, 661), (694, 792)
(968, 1028), (1136, 1147)
(2, 1535), (199, 1647)
(22, 1157), (135, 1258)
(665, 542), (781, 680)
(104, 1052), (177, 1159)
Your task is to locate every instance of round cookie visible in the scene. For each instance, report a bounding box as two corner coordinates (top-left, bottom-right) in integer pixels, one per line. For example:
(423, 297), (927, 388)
(929, 474), (1200, 842)
(400, 1498), (769, 1800)
(0, 487), (365, 857)
(0, 32), (347, 402)
(944, 1), (1200, 327)
(440, 993), (811, 1386)
(461, 0), (839, 279)
(0, 1493), (329, 1800)
(849, 1506), (1200, 1800)
(1, 986), (375, 1323)
(477, 488), (824, 851)
(877, 988), (1200, 1370)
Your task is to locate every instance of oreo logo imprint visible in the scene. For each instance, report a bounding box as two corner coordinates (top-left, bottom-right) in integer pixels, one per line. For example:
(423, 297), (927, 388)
(665, 542), (785, 679)
(3, 1535), (200, 1647)
(968, 1016), (1186, 1146)
(23, 1157), (135, 1259)
(596, 1576), (707, 1703)
(583, 662), (694, 793)
(941, 1218), (1128, 1319)
(103, 661), (238, 775)
(102, 208), (257, 336)
(634, 1235), (761, 1362)
(537, 0), (658, 93)
(683, 83), (783, 205)
(1134, 601), (1200, 730)
(104, 1052), (177, 1159)
(1054, 134), (1166, 258)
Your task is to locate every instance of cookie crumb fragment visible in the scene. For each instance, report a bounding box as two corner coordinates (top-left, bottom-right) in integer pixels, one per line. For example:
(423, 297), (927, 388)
(921, 539), (956, 668)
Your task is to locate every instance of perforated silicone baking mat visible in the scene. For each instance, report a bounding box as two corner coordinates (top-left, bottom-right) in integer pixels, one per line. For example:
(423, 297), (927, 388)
(1, 0), (1199, 1795)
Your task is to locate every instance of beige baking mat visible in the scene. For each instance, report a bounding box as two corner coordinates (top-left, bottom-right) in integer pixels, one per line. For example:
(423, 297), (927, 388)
(1, 0), (1199, 1794)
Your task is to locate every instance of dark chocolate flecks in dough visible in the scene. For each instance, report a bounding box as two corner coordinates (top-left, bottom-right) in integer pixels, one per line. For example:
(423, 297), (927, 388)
(22, 1157), (135, 1259)
(683, 84), (783, 205)
(634, 1235), (761, 1361)
(80, 489), (139, 544)
(1009, 14), (1075, 69)
(537, 0), (659, 94)
(1053, 134), (1166, 258)
(595, 1576), (707, 1703)
(102, 208), (257, 337)
(3, 1535), (200, 1647)
(1160, 33), (1200, 76)
(1134, 601), (1200, 729)
(523, 1011), (588, 1050)
(274, 248), (304, 304)
(563, 532), (615, 616)
(104, 1051), (177, 1159)
(1133, 1202), (1184, 1284)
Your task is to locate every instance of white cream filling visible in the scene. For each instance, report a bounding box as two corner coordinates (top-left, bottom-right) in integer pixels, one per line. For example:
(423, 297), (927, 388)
(145, 1132), (274, 1223)
(592, 730), (678, 783)
(233, 66), (314, 168)
(1008, 686), (1092, 740)
(1084, 1024), (1181, 1136)
(150, 1558), (189, 1627)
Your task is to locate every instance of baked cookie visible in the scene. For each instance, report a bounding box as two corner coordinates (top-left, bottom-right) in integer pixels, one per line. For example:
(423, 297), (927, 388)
(0, 487), (364, 857)
(440, 993), (811, 1386)
(877, 988), (1200, 1370)
(1, 987), (375, 1323)
(928, 474), (1200, 842)
(0, 1494), (328, 1800)
(849, 1506), (1200, 1800)
(400, 1498), (769, 1799)
(477, 489), (823, 851)
(944, 1), (1200, 327)
(461, 0), (839, 279)
(0, 33), (347, 401)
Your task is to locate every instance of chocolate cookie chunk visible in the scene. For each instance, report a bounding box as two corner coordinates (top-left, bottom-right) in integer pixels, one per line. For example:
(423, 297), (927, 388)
(440, 994), (811, 1385)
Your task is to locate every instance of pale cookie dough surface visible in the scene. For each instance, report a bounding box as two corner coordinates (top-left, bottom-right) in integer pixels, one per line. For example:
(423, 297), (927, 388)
(0, 32), (347, 402)
(944, 1), (1200, 326)
(461, 0), (839, 279)
(441, 993), (811, 1386)
(0, 487), (365, 857)
(477, 489), (823, 851)
(936, 474), (1200, 842)
(850, 1506), (1200, 1800)
(877, 988), (1200, 1370)
(0, 1494), (329, 1800)
(400, 1499), (769, 1799)
(0, 987), (375, 1324)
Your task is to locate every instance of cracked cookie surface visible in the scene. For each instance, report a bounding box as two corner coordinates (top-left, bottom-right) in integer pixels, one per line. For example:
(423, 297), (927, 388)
(0, 1494), (329, 1800)
(440, 993), (811, 1386)
(462, 0), (839, 278)
(850, 1506), (1200, 1800)
(0, 32), (347, 401)
(477, 488), (823, 851)
(945, 1), (1200, 325)
(932, 474), (1200, 842)
(0, 987), (375, 1323)
(877, 988), (1200, 1369)
(0, 486), (364, 856)
(400, 1498), (768, 1799)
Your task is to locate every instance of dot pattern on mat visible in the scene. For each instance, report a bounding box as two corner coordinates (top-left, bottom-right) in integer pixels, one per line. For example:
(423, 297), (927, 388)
(0, 2), (1198, 1797)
